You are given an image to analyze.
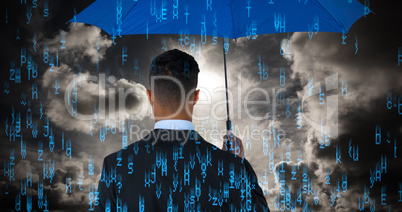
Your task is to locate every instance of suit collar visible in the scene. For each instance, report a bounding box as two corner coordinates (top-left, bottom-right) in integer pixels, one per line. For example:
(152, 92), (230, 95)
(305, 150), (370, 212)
(144, 129), (203, 145)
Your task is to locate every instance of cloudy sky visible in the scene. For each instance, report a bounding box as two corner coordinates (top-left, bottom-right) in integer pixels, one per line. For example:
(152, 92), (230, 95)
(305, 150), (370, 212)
(0, 0), (401, 211)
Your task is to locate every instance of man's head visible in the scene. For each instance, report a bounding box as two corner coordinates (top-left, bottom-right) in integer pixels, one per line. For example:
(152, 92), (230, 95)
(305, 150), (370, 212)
(147, 49), (200, 121)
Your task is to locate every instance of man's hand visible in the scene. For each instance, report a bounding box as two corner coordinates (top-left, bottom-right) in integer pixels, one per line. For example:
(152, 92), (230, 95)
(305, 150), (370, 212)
(222, 131), (245, 158)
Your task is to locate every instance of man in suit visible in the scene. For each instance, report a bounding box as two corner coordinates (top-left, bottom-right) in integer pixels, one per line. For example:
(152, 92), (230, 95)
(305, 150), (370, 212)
(95, 49), (270, 211)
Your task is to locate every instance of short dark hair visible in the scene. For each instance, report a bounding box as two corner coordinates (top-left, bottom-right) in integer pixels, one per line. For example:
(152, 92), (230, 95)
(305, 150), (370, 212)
(149, 49), (200, 109)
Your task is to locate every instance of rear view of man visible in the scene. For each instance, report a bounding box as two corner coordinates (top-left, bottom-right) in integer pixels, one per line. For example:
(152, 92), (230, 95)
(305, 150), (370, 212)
(95, 49), (270, 211)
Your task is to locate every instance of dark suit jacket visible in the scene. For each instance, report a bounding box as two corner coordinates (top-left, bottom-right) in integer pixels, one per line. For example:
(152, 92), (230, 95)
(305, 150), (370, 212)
(94, 129), (269, 212)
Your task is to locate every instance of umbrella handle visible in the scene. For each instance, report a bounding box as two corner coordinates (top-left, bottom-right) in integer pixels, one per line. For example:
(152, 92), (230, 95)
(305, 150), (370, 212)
(226, 120), (232, 151)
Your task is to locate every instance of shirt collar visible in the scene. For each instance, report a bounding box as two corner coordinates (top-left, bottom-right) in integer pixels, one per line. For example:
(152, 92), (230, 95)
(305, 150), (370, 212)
(154, 119), (194, 130)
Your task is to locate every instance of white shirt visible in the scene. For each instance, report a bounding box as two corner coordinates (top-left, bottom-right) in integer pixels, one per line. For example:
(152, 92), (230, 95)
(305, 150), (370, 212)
(154, 119), (194, 130)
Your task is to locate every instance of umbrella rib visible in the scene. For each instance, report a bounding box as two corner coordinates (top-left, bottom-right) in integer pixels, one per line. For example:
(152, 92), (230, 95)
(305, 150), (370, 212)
(315, 0), (347, 33)
(121, 2), (139, 28)
(228, 0), (236, 38)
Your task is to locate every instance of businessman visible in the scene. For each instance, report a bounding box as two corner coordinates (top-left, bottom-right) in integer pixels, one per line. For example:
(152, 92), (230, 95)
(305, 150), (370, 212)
(95, 49), (269, 211)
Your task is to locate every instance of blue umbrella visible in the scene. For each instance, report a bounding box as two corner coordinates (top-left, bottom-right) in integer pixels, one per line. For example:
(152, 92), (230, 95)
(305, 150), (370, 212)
(68, 0), (371, 150)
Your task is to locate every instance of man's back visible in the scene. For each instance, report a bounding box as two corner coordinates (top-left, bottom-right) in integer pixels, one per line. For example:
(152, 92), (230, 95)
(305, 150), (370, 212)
(95, 129), (269, 211)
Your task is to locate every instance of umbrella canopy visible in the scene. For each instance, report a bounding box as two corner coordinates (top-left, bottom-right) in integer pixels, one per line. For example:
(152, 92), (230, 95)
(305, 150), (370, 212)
(69, 0), (371, 150)
(69, 0), (370, 39)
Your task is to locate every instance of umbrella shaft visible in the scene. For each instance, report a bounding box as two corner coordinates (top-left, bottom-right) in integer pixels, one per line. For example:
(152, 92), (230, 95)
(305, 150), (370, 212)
(223, 39), (230, 123)
(223, 38), (232, 151)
